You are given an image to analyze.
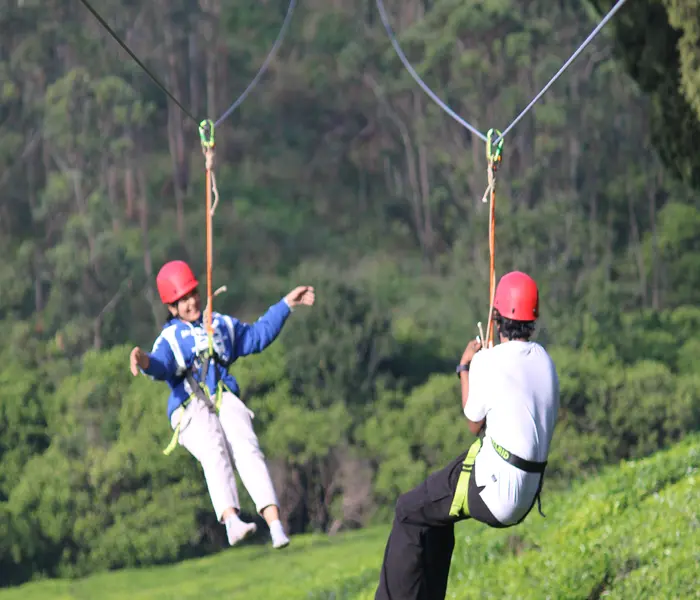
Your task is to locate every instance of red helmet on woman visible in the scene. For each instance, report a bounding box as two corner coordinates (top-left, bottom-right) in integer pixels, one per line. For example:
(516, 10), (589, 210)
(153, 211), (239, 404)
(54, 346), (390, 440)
(156, 260), (199, 304)
(493, 271), (539, 321)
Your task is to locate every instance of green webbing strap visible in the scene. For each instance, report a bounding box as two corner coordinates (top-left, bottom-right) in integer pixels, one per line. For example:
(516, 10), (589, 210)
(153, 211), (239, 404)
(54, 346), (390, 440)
(449, 437), (483, 518)
(491, 438), (547, 473)
(215, 380), (224, 412)
(162, 355), (226, 456)
(163, 413), (185, 456)
(490, 437), (548, 519)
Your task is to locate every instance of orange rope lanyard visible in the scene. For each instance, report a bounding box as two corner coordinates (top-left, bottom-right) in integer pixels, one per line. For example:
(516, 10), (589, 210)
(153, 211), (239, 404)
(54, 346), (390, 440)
(205, 166), (213, 335)
(199, 119), (220, 338)
(481, 129), (503, 348)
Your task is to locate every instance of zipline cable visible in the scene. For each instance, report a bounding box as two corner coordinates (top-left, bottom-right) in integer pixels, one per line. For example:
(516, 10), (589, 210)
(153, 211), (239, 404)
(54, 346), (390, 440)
(375, 0), (629, 147)
(77, 0), (198, 125)
(375, 0), (629, 347)
(374, 0), (488, 143)
(78, 0), (298, 131)
(78, 0), (298, 336)
(495, 0), (628, 144)
(205, 0), (296, 331)
(215, 0), (297, 127)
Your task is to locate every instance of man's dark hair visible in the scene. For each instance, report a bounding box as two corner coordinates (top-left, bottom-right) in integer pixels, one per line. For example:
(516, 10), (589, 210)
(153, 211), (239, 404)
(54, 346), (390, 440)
(494, 310), (536, 341)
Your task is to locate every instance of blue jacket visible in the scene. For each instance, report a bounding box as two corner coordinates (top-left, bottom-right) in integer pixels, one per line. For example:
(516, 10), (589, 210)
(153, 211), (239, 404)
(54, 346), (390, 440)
(142, 298), (291, 419)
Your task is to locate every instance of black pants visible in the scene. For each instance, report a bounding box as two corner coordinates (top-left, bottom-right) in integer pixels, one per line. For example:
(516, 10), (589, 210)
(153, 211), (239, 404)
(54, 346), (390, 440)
(374, 447), (507, 600)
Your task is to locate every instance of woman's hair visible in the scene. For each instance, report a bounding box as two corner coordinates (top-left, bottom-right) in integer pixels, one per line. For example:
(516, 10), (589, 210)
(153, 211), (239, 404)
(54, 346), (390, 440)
(164, 305), (177, 324)
(494, 310), (536, 340)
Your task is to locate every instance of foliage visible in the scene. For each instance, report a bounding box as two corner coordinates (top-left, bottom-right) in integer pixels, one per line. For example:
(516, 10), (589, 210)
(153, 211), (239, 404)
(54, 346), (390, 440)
(0, 433), (697, 599)
(590, 0), (700, 189)
(1, 0), (700, 588)
(1, 304), (699, 584)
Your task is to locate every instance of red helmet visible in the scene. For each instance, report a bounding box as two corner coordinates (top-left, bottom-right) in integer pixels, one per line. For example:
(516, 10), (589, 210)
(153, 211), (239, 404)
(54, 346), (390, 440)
(493, 271), (539, 321)
(156, 260), (199, 304)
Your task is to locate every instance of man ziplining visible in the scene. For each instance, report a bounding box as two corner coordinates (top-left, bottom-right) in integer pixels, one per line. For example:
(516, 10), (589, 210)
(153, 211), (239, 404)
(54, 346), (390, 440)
(365, 2), (632, 593)
(374, 271), (560, 600)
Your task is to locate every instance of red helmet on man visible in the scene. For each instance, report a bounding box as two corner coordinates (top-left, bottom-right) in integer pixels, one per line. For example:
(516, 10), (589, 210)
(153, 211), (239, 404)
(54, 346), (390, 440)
(156, 260), (199, 304)
(493, 271), (539, 322)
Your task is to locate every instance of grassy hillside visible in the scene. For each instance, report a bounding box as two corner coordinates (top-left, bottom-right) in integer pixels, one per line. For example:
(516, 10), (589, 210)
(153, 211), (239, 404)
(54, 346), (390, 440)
(2, 434), (698, 599)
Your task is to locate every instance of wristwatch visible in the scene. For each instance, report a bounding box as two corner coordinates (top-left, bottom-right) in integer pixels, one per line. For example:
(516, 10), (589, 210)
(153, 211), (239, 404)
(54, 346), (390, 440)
(455, 363), (470, 378)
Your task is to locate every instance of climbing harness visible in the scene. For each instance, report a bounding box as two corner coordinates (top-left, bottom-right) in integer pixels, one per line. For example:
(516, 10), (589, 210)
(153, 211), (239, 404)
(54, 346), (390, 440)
(162, 285), (229, 456)
(491, 438), (548, 519)
(375, 0), (628, 340)
(449, 436), (482, 518)
(375, 0), (627, 523)
(449, 433), (548, 522)
(163, 353), (230, 456)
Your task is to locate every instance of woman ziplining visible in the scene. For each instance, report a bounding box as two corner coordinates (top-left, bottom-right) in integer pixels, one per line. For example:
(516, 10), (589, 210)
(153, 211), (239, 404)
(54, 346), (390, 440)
(129, 260), (315, 548)
(76, 0), (303, 549)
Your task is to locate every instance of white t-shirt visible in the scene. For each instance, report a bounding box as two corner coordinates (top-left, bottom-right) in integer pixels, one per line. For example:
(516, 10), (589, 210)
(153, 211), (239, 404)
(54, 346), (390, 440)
(464, 340), (560, 525)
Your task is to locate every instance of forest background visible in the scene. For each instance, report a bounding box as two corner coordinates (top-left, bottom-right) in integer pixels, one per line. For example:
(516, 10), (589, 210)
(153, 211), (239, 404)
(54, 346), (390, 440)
(1, 0), (699, 587)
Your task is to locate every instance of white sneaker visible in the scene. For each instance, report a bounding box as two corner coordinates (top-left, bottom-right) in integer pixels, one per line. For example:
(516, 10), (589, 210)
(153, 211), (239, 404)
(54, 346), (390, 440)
(269, 519), (290, 549)
(225, 517), (257, 546)
(272, 531), (290, 549)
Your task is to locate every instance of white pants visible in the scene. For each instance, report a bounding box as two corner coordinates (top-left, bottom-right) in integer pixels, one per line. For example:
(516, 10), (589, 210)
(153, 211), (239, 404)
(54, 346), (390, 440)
(170, 391), (279, 521)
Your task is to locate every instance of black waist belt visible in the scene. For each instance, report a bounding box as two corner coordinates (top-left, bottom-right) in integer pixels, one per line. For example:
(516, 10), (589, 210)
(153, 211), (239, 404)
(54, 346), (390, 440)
(491, 439), (547, 473)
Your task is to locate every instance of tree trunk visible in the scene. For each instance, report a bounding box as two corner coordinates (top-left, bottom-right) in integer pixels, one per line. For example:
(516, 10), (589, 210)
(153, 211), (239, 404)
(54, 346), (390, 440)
(650, 171), (660, 309)
(415, 92), (434, 256)
(125, 165), (135, 220)
(167, 111), (187, 243)
(137, 160), (161, 330)
(163, 15), (188, 243)
(358, 166), (367, 215)
(589, 192), (598, 270)
(108, 165), (119, 232)
(189, 32), (201, 119)
(93, 318), (102, 351)
(604, 209), (614, 285)
(363, 74), (427, 257)
(627, 187), (647, 306)
(199, 0), (220, 120)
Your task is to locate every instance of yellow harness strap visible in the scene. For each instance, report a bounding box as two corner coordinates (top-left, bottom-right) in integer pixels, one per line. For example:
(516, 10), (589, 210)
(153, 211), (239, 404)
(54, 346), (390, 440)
(163, 330), (229, 457)
(162, 380), (226, 456)
(449, 437), (483, 518)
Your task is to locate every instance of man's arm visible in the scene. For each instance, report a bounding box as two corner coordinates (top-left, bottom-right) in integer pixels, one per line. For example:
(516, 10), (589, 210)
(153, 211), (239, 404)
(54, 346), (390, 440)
(460, 369), (486, 435)
(459, 339), (487, 435)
